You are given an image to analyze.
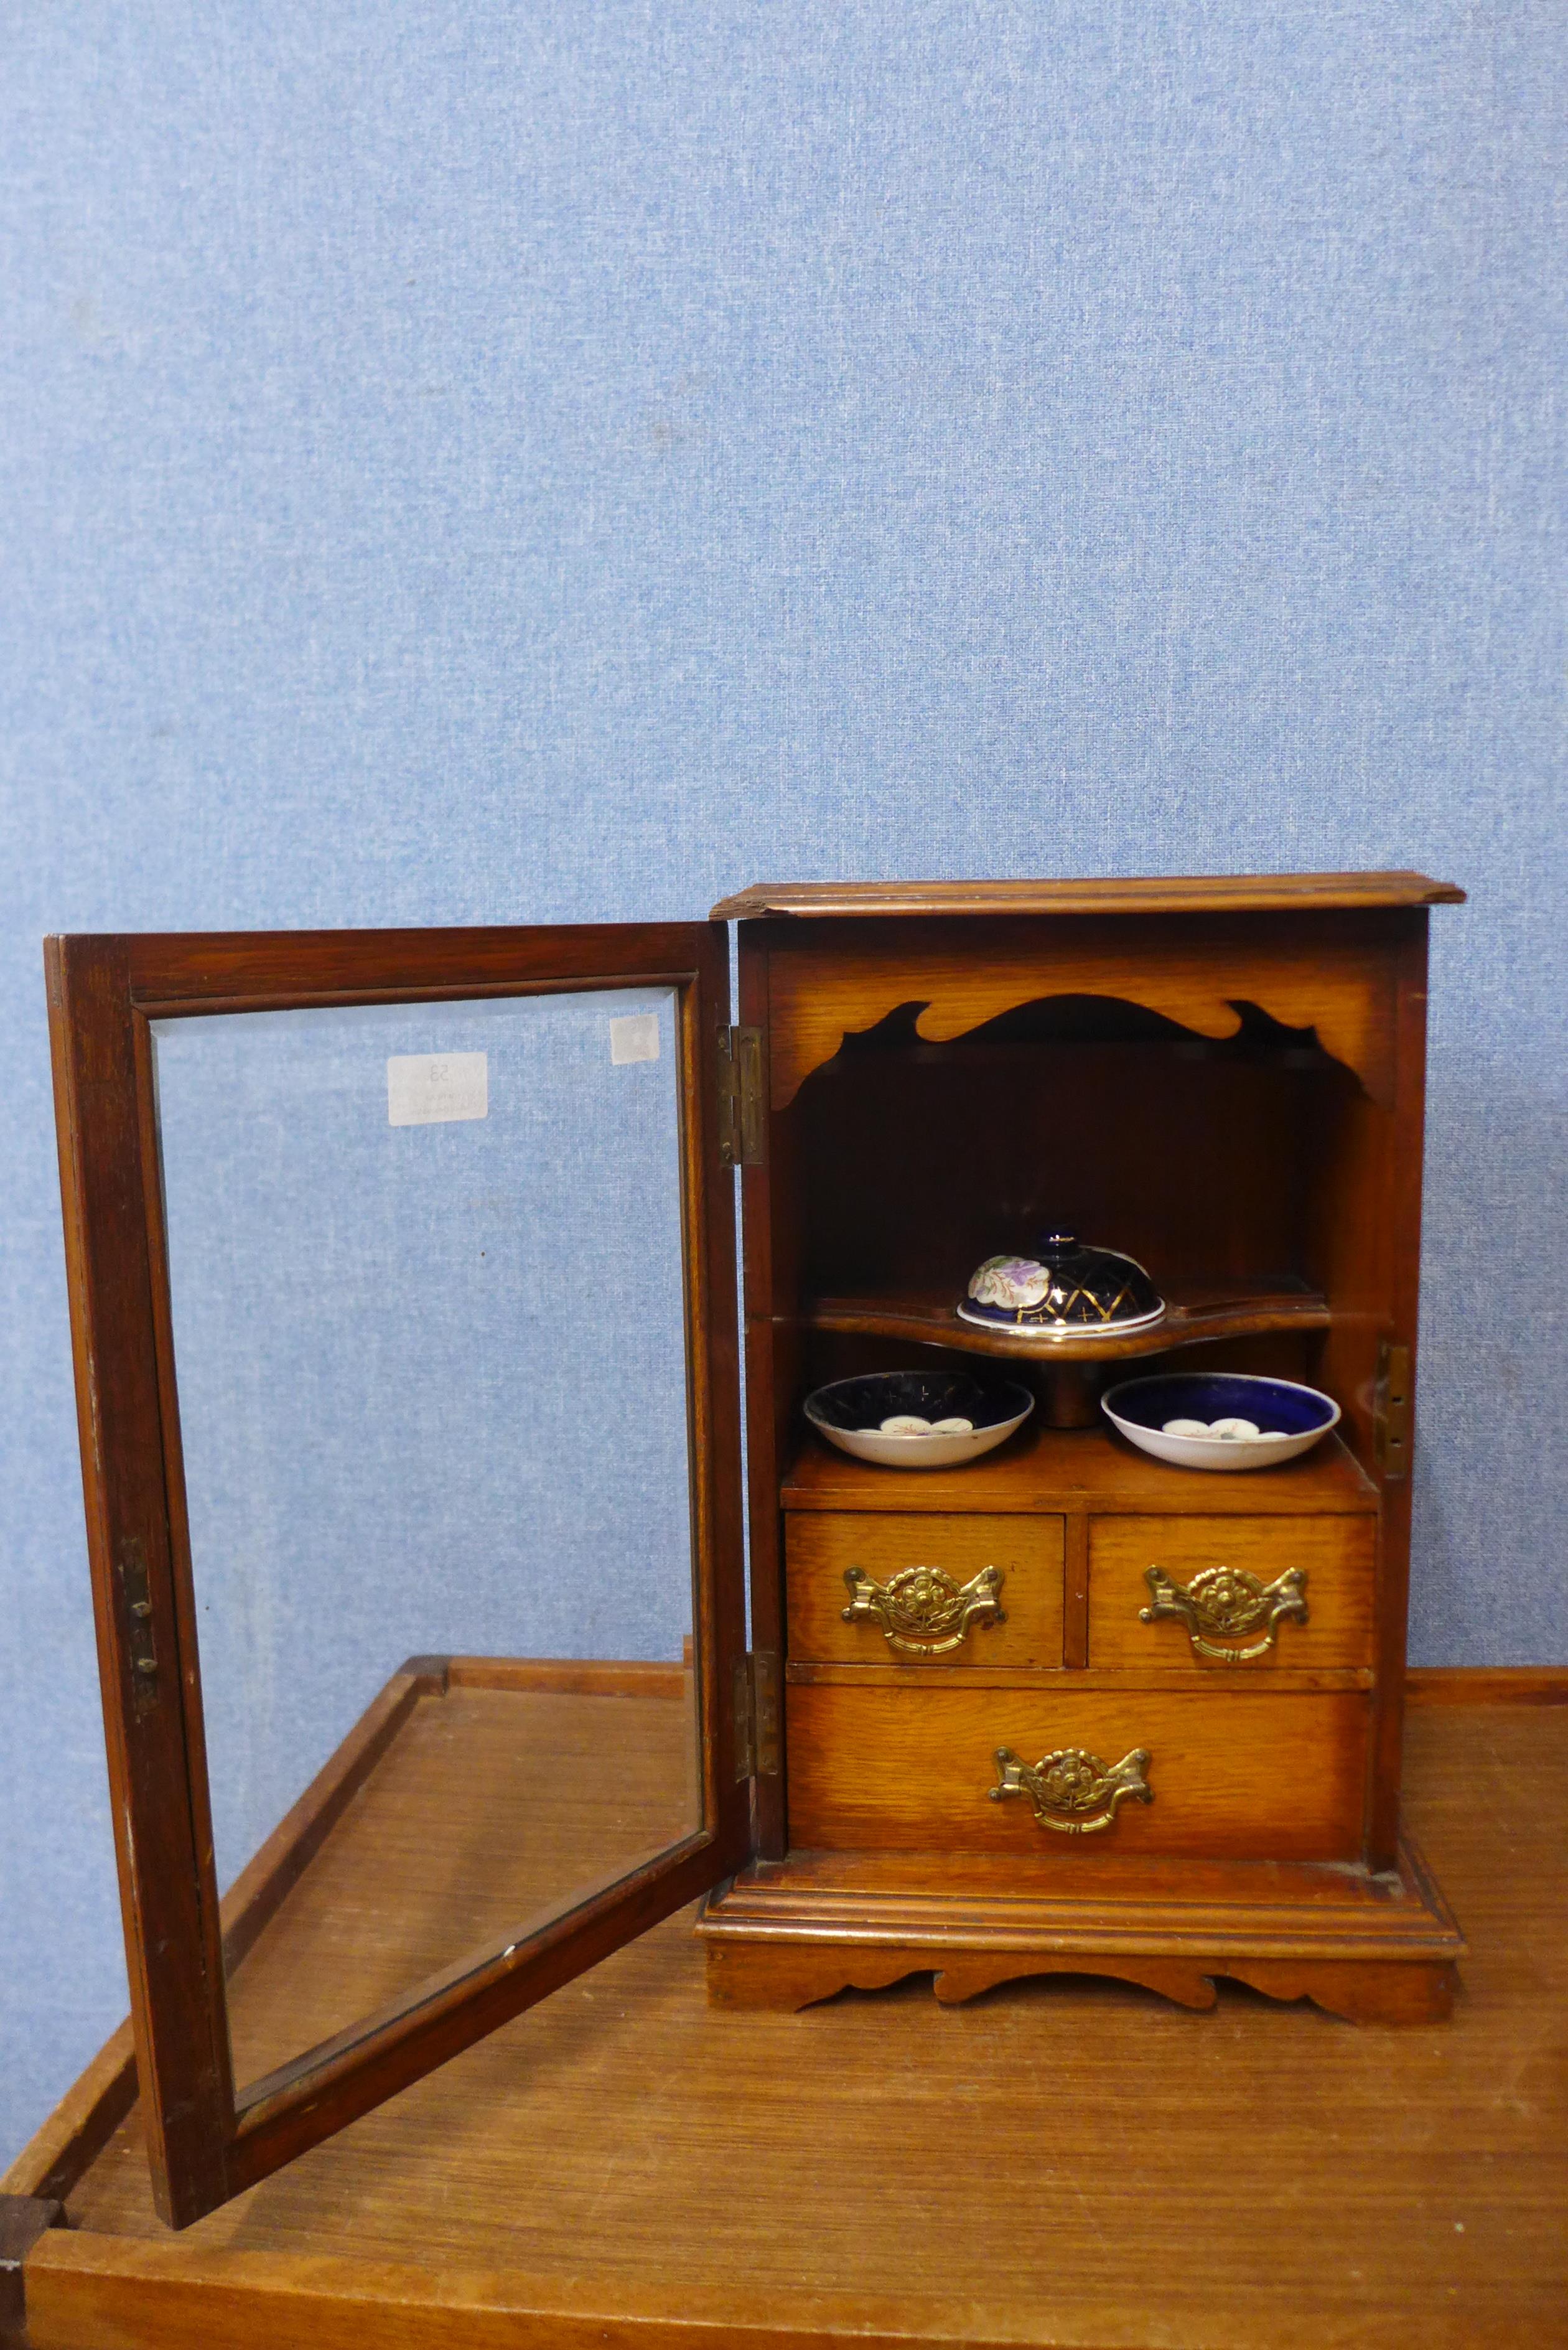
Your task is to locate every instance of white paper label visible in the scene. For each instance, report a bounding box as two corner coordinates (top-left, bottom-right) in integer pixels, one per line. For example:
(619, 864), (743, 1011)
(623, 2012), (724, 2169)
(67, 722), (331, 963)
(387, 1052), (488, 1126)
(609, 1013), (660, 1066)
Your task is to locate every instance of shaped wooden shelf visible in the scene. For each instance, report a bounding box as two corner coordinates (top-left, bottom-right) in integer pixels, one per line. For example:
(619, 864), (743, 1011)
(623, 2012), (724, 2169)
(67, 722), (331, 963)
(785, 1277), (1331, 1364)
(780, 1421), (1379, 1515)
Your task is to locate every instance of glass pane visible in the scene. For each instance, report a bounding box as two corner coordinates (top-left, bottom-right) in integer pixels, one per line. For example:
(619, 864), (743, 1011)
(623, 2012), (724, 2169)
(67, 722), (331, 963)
(151, 988), (699, 2093)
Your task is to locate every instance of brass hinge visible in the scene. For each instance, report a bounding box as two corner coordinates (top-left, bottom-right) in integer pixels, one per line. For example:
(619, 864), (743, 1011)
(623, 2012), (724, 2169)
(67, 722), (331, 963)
(117, 1536), (160, 1716)
(732, 1650), (780, 1781)
(716, 1026), (763, 1168)
(1373, 1341), (1412, 1480)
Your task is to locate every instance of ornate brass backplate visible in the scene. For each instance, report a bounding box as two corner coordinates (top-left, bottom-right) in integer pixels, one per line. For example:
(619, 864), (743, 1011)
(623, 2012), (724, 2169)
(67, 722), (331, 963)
(842, 1563), (1004, 1655)
(1141, 1562), (1309, 1664)
(991, 1744), (1152, 1834)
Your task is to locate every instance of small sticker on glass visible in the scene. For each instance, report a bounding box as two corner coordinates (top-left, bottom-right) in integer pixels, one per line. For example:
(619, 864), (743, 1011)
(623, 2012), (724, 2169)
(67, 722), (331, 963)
(609, 1014), (660, 1066)
(387, 1052), (488, 1126)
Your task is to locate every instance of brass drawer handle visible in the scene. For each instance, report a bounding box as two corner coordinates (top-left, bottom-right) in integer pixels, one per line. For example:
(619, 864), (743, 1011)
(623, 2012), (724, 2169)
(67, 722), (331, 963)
(841, 1563), (1004, 1655)
(991, 1744), (1152, 1835)
(1141, 1563), (1309, 1663)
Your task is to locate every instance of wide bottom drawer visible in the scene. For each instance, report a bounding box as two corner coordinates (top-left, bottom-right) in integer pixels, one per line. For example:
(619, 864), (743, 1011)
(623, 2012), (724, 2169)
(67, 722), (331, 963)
(786, 1683), (1368, 1862)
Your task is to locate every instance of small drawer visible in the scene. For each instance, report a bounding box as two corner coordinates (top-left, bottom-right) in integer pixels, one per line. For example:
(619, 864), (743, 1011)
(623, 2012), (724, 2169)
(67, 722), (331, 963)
(785, 1682), (1369, 1860)
(1088, 1515), (1376, 1669)
(786, 1512), (1064, 1666)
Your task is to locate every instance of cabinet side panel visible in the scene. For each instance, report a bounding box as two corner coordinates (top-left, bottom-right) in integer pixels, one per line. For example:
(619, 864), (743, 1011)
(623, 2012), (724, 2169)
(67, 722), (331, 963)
(1305, 911), (1428, 1868)
(1366, 914), (1432, 1864)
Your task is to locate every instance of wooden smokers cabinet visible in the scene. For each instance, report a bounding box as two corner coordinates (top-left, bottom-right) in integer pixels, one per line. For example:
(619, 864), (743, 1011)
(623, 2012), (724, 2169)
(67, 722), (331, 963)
(696, 875), (1465, 2022)
(40, 874), (1463, 2231)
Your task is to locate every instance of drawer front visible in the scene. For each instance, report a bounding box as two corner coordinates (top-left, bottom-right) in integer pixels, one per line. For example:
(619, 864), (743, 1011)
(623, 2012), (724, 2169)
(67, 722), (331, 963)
(786, 1683), (1368, 1860)
(1088, 1515), (1376, 1670)
(787, 1513), (1064, 1667)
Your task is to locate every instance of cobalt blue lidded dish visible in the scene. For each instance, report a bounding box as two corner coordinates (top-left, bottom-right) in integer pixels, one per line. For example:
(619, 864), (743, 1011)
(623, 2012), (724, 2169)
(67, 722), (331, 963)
(958, 1231), (1165, 1339)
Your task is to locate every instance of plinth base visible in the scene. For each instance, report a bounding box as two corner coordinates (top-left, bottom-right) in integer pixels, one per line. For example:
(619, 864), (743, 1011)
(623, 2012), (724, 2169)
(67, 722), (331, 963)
(697, 1837), (1463, 2024)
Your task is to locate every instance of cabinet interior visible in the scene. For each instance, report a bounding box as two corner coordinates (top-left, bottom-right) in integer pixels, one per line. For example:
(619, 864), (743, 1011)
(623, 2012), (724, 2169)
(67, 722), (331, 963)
(765, 990), (1381, 1461)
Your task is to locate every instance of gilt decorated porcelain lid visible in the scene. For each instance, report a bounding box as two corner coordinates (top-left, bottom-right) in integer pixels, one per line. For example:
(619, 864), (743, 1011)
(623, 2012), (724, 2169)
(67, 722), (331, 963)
(958, 1232), (1165, 1339)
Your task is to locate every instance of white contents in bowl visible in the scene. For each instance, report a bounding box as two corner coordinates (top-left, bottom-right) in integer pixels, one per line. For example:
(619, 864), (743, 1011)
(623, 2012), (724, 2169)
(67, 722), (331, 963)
(1162, 1416), (1280, 1441)
(928, 1416), (975, 1435)
(879, 1414), (932, 1436)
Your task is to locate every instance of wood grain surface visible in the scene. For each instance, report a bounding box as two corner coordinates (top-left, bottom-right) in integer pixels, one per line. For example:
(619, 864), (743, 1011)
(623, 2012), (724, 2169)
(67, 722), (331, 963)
(781, 1424), (1380, 1515)
(223, 1682), (701, 2096)
(757, 912), (1406, 1107)
(783, 1007), (1345, 1371)
(784, 1682), (1370, 1859)
(1406, 1667), (1568, 1706)
(698, 1832), (1462, 2024)
(1, 2194), (63, 2336)
(1087, 1515), (1376, 1669)
(733, 887), (1427, 1908)
(12, 1700), (1562, 2348)
(786, 1512), (1065, 1666)
(795, 1281), (1332, 1364)
(45, 936), (238, 2224)
(711, 873), (1467, 919)
(44, 919), (750, 2223)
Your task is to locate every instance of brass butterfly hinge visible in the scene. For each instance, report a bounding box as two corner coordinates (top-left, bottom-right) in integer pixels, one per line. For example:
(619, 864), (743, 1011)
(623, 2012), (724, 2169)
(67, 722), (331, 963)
(732, 1650), (780, 1781)
(1141, 1563), (1309, 1664)
(1373, 1341), (1412, 1481)
(991, 1744), (1152, 1835)
(842, 1563), (1005, 1655)
(716, 1026), (763, 1167)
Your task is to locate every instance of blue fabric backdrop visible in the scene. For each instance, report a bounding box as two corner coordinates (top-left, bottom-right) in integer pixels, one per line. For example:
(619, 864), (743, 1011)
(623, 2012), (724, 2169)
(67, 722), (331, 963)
(1, 1), (1563, 2163)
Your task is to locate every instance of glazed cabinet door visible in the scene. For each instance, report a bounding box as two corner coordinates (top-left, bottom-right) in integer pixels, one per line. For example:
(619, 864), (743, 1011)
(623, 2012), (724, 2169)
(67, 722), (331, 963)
(45, 923), (749, 2227)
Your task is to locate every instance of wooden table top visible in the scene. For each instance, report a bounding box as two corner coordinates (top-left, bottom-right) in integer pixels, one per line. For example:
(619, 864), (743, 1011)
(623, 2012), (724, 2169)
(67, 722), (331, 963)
(11, 1697), (1567, 2349)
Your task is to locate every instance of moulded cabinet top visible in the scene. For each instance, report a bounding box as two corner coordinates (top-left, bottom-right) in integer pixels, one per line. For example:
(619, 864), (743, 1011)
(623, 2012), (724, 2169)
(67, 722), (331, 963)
(710, 873), (1466, 920)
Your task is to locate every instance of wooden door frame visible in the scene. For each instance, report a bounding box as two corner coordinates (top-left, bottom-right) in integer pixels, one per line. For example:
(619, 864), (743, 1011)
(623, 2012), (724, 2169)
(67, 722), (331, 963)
(45, 924), (750, 2227)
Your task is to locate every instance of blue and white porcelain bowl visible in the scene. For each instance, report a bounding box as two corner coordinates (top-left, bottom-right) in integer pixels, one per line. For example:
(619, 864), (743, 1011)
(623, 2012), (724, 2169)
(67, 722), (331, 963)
(1101, 1372), (1340, 1472)
(805, 1371), (1035, 1469)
